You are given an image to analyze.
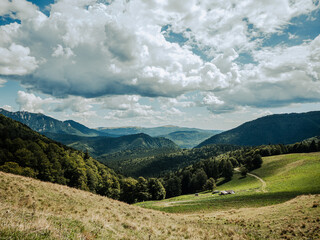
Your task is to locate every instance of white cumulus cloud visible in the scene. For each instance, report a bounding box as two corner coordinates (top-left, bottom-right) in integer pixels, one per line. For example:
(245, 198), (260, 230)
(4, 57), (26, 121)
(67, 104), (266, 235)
(0, 0), (319, 119)
(0, 43), (38, 75)
(16, 91), (55, 113)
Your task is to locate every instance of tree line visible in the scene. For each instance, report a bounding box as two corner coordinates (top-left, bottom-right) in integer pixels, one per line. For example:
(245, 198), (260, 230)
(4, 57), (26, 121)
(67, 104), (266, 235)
(99, 144), (243, 178)
(161, 137), (320, 198)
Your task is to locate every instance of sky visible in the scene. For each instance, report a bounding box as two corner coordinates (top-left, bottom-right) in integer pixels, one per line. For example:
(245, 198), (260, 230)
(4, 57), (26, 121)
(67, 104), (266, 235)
(0, 0), (320, 130)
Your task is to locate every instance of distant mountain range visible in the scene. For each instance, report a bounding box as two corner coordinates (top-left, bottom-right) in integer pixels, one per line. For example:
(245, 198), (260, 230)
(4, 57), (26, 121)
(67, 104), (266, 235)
(159, 130), (220, 149)
(0, 108), (220, 148)
(96, 125), (220, 137)
(2, 108), (320, 150)
(198, 111), (320, 147)
(44, 132), (179, 157)
(96, 126), (221, 148)
(0, 108), (179, 157)
(0, 108), (109, 137)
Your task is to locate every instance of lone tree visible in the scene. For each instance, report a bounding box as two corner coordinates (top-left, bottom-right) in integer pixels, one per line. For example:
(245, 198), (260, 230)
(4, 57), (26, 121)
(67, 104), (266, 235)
(203, 177), (216, 191)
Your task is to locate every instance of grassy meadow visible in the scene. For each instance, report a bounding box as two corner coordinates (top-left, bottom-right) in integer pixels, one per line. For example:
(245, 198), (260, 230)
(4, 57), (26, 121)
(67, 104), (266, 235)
(137, 152), (320, 213)
(0, 152), (320, 239)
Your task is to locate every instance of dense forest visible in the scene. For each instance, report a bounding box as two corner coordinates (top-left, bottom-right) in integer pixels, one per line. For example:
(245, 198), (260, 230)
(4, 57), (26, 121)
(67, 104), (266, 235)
(0, 114), (165, 203)
(44, 132), (179, 157)
(162, 137), (320, 198)
(99, 144), (242, 177)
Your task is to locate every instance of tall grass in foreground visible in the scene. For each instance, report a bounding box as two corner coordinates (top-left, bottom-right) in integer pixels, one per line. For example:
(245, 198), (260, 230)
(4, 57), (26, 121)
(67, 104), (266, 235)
(1, 152), (320, 239)
(0, 171), (250, 239)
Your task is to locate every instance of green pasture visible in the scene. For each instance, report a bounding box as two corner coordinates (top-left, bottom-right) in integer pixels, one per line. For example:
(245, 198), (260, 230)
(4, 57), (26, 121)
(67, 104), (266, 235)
(136, 152), (320, 213)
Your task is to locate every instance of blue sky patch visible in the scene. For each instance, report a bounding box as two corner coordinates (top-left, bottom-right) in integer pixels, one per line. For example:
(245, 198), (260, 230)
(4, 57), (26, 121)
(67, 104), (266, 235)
(26, 0), (55, 16)
(0, 15), (21, 26)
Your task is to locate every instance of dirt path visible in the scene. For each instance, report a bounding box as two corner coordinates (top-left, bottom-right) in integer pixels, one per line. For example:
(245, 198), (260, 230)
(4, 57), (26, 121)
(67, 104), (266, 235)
(247, 172), (267, 192)
(235, 168), (267, 192)
(155, 199), (194, 207)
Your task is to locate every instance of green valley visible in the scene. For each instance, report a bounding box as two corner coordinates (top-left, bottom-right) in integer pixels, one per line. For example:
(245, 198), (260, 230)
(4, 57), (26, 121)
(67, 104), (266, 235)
(137, 152), (320, 213)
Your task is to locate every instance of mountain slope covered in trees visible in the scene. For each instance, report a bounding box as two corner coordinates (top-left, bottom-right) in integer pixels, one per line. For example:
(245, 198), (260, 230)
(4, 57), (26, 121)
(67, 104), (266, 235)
(99, 144), (242, 177)
(44, 132), (179, 158)
(1, 109), (220, 148)
(0, 114), (166, 203)
(0, 113), (121, 197)
(0, 108), (109, 137)
(198, 111), (320, 147)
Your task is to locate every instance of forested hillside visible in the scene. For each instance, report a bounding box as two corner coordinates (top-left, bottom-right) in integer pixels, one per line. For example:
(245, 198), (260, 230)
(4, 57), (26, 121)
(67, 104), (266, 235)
(198, 111), (320, 147)
(98, 144), (242, 177)
(0, 114), (166, 203)
(44, 132), (179, 157)
(162, 137), (320, 198)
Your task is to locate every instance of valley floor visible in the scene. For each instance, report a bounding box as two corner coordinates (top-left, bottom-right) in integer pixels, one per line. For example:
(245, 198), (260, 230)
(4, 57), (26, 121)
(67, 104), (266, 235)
(1, 152), (320, 239)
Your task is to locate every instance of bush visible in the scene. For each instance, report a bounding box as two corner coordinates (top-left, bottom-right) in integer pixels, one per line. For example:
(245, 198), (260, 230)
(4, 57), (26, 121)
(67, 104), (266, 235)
(240, 166), (248, 177)
(203, 178), (216, 191)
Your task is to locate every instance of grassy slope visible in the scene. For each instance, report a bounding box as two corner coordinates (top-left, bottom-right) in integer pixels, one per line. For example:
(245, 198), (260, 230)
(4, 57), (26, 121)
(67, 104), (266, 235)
(1, 171), (319, 239)
(137, 152), (320, 213)
(0, 171), (251, 240)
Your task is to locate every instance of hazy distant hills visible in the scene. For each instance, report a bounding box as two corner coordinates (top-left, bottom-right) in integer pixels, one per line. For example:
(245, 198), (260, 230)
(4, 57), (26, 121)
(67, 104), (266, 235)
(96, 126), (221, 148)
(44, 132), (179, 157)
(0, 109), (220, 148)
(159, 130), (221, 149)
(0, 108), (108, 137)
(96, 125), (219, 137)
(198, 111), (320, 147)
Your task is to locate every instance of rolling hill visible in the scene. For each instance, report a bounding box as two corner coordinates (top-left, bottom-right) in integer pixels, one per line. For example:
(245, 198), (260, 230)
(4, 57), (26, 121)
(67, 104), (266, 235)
(44, 132), (179, 157)
(138, 152), (320, 213)
(96, 126), (221, 148)
(0, 108), (109, 137)
(0, 113), (123, 198)
(198, 111), (320, 147)
(98, 144), (241, 177)
(1, 154), (319, 239)
(0, 171), (272, 239)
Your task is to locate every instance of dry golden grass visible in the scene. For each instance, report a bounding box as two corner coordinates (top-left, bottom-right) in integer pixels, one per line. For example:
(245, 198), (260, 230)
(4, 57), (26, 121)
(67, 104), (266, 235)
(1, 171), (319, 239)
(0, 172), (246, 239)
(196, 194), (320, 239)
